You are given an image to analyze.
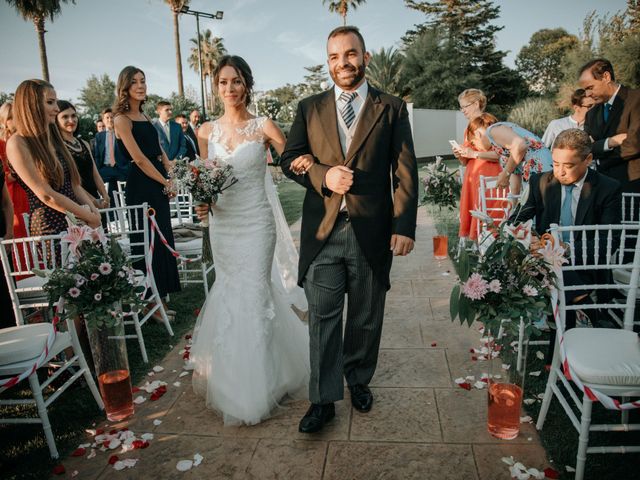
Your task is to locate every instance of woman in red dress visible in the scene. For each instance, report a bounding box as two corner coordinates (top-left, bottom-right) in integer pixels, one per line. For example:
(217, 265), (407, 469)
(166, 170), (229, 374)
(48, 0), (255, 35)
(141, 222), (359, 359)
(0, 102), (29, 244)
(451, 90), (502, 241)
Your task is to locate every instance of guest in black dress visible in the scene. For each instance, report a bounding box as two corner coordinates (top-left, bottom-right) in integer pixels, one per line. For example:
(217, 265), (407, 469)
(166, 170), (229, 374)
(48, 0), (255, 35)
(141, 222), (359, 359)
(56, 100), (109, 209)
(0, 167), (16, 328)
(112, 66), (180, 302)
(7, 79), (101, 235)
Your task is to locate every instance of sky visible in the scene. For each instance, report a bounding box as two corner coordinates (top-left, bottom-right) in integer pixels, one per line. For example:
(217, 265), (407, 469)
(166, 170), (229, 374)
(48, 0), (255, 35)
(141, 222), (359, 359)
(0, 0), (628, 104)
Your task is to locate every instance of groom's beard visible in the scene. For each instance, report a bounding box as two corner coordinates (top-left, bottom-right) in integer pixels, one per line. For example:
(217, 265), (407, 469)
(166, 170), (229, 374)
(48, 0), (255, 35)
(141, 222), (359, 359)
(330, 63), (366, 90)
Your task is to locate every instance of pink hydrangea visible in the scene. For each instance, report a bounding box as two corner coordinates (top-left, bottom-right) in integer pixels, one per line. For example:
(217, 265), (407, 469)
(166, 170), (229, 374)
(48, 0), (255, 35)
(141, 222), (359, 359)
(488, 279), (502, 293)
(462, 273), (490, 301)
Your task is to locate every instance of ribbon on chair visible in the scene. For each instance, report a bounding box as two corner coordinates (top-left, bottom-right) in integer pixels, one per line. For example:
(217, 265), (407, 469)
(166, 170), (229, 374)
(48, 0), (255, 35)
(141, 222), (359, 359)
(0, 299), (64, 392)
(146, 208), (202, 264)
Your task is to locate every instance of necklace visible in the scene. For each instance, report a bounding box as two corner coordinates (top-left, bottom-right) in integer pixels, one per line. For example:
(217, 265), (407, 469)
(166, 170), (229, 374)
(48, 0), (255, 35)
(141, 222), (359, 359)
(64, 137), (82, 152)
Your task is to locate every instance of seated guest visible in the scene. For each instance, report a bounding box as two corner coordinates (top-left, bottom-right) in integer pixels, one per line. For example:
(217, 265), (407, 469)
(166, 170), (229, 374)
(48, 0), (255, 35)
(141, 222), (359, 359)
(153, 101), (186, 161)
(473, 120), (553, 195)
(580, 58), (640, 193)
(452, 89), (501, 242)
(542, 89), (594, 148)
(0, 166), (16, 328)
(94, 107), (129, 199)
(509, 128), (622, 360)
(56, 100), (109, 209)
(175, 113), (198, 160)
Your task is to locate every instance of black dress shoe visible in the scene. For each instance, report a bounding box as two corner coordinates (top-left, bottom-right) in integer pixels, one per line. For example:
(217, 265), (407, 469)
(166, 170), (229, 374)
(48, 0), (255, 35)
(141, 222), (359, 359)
(349, 384), (373, 412)
(298, 403), (335, 433)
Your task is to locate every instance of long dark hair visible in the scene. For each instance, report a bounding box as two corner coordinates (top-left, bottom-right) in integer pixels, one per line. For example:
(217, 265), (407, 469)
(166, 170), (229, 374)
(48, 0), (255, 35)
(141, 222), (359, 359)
(213, 55), (254, 106)
(113, 65), (146, 115)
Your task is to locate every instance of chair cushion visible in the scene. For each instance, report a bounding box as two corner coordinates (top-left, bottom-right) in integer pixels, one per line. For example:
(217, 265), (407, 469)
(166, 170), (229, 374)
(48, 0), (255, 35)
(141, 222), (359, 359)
(564, 328), (640, 386)
(174, 237), (202, 255)
(16, 276), (46, 299)
(0, 323), (54, 365)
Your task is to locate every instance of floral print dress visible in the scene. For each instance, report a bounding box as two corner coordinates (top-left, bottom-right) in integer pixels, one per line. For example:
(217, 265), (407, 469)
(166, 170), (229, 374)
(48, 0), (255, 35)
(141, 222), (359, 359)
(486, 122), (552, 182)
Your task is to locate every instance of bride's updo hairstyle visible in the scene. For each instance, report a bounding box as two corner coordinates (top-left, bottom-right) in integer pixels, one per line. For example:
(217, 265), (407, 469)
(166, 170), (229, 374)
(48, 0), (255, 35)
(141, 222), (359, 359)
(113, 65), (146, 115)
(213, 55), (254, 106)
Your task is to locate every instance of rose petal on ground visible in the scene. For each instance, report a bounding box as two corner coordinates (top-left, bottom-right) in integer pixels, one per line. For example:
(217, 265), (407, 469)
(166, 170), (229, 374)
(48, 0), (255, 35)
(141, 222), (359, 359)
(543, 467), (560, 479)
(108, 455), (119, 465)
(524, 398), (536, 405)
(71, 471), (79, 478)
(430, 342), (437, 347)
(454, 377), (466, 384)
(177, 460), (194, 471)
(147, 371), (155, 377)
(133, 396), (146, 405)
(52, 464), (65, 475)
(458, 382), (472, 391)
(113, 461), (126, 471)
(87, 449), (96, 459)
(173, 381), (181, 387)
(108, 439), (121, 450)
(501, 456), (515, 466)
(123, 458), (138, 468)
(465, 375), (475, 382)
(152, 366), (164, 373)
(474, 381), (486, 389)
(193, 453), (203, 466)
(71, 447), (86, 457)
(132, 386), (141, 393)
(502, 363), (511, 370)
(79, 443), (91, 448)
(527, 467), (545, 479)
(565, 466), (576, 472)
(520, 415), (533, 423)
(179, 371), (189, 378)
(141, 433), (154, 441)
(536, 393), (545, 399)
(185, 334), (192, 340)
(535, 350), (545, 360)
(182, 352), (190, 360)
(153, 419), (163, 426)
(529, 371), (541, 377)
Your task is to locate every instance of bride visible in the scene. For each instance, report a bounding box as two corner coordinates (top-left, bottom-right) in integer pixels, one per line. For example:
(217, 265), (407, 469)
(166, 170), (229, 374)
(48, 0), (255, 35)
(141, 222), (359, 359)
(187, 55), (313, 425)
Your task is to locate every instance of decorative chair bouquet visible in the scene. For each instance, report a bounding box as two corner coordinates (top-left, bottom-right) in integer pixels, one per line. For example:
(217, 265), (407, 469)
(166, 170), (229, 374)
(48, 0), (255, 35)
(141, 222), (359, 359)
(37, 213), (145, 421)
(421, 156), (461, 210)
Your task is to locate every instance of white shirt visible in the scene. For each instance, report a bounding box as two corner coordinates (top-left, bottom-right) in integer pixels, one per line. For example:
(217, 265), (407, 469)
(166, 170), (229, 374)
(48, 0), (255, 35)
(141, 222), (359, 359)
(542, 115), (580, 149)
(603, 84), (621, 151)
(159, 119), (171, 144)
(560, 169), (589, 222)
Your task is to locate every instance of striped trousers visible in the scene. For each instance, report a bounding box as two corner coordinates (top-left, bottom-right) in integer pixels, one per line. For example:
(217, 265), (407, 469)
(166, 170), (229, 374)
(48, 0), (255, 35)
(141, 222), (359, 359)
(304, 214), (387, 404)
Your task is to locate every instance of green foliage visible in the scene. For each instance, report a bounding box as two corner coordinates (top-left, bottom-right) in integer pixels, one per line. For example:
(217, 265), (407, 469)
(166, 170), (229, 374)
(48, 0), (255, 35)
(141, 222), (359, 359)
(507, 97), (559, 138)
(302, 64), (329, 94)
(323, 0), (366, 25)
(75, 114), (97, 142)
(420, 157), (461, 209)
(142, 93), (164, 118)
(516, 28), (579, 95)
(0, 91), (13, 105)
(167, 92), (200, 117)
(366, 47), (404, 96)
(78, 74), (115, 117)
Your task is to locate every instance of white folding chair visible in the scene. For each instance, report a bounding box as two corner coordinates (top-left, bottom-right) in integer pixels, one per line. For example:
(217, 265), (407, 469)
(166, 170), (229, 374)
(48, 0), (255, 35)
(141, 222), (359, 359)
(621, 192), (640, 224)
(116, 180), (127, 195)
(536, 223), (640, 480)
(0, 318), (104, 458)
(99, 203), (174, 363)
(0, 234), (67, 325)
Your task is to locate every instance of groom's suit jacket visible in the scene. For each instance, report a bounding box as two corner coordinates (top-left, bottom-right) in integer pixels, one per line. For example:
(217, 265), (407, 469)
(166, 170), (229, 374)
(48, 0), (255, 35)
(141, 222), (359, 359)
(281, 86), (419, 289)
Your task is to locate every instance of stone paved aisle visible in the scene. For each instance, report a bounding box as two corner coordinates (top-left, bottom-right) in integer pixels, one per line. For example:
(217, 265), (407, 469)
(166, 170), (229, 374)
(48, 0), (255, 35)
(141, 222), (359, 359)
(58, 208), (549, 479)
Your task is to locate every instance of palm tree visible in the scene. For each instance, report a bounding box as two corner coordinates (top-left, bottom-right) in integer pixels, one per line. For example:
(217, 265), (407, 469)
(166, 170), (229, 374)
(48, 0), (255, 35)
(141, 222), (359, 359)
(6, 0), (75, 81)
(322, 0), (366, 26)
(366, 47), (404, 96)
(164, 0), (190, 97)
(187, 30), (226, 112)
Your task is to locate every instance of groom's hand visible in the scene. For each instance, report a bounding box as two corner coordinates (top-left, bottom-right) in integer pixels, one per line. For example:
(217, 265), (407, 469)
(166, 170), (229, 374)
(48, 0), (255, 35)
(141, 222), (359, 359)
(390, 234), (414, 256)
(325, 166), (353, 195)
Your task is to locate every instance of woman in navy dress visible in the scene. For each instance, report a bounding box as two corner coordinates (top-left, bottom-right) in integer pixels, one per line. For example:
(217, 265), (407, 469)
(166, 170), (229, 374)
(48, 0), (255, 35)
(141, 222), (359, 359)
(112, 66), (180, 303)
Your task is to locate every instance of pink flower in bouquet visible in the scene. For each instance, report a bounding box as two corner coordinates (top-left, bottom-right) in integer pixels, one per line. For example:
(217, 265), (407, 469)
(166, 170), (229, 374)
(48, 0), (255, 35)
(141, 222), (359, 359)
(522, 285), (538, 297)
(94, 292), (102, 301)
(63, 223), (92, 257)
(504, 220), (533, 249)
(462, 273), (490, 300)
(90, 273), (99, 281)
(488, 279), (502, 293)
(74, 274), (86, 287)
(536, 240), (567, 271)
(99, 262), (112, 275)
(68, 287), (81, 298)
(90, 227), (108, 245)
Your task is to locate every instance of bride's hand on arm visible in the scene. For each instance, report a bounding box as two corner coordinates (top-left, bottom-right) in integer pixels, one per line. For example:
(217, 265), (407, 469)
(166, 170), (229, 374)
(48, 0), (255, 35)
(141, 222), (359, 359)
(263, 118), (314, 174)
(197, 122), (213, 160)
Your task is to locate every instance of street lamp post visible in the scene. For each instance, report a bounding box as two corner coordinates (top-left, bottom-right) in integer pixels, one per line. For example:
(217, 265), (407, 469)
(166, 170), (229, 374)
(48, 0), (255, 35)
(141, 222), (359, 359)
(180, 6), (224, 121)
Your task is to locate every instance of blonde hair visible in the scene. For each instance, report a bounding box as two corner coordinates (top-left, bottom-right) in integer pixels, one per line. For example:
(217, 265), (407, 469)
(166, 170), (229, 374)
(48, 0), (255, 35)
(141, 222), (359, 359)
(0, 101), (15, 141)
(13, 79), (80, 189)
(458, 88), (487, 111)
(113, 66), (146, 116)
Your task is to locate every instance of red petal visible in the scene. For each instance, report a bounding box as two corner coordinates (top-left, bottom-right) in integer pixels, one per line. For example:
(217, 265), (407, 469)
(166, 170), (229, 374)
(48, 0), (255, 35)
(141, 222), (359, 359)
(544, 467), (560, 479)
(142, 441), (150, 449)
(481, 378), (489, 383)
(182, 352), (190, 360)
(108, 455), (119, 465)
(458, 382), (472, 391)
(132, 440), (145, 449)
(95, 428), (104, 435)
(103, 441), (110, 448)
(193, 308), (201, 316)
(469, 348), (475, 353)
(545, 365), (551, 372)
(52, 464), (65, 475)
(185, 334), (192, 340)
(109, 429), (118, 435)
(132, 387), (140, 393)
(471, 356), (478, 361)
(431, 342), (437, 347)
(150, 394), (160, 401)
(71, 447), (86, 457)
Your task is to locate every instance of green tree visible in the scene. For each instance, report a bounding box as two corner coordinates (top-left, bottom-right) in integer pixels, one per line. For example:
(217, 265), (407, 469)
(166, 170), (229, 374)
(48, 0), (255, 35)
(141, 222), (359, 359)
(516, 28), (579, 95)
(164, 0), (190, 97)
(142, 93), (164, 119)
(6, 0), (75, 81)
(366, 47), (404, 96)
(78, 74), (116, 117)
(0, 92), (13, 105)
(322, 0), (366, 26)
(507, 97), (559, 137)
(302, 64), (328, 94)
(188, 30), (226, 113)
(168, 92), (200, 117)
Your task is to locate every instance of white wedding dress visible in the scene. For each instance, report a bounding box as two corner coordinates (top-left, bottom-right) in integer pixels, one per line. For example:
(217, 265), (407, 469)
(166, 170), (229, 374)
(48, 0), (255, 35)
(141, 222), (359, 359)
(188, 117), (310, 425)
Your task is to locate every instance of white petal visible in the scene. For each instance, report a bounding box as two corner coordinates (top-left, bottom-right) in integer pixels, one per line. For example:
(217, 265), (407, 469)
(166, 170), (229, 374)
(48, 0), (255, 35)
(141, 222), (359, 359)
(524, 398), (536, 405)
(108, 439), (121, 450)
(502, 364), (511, 370)
(527, 467), (544, 479)
(141, 433), (154, 441)
(133, 396), (146, 405)
(193, 453), (203, 466)
(113, 461), (126, 471)
(520, 415), (533, 423)
(474, 381), (486, 390)
(566, 465), (576, 472)
(153, 419), (163, 426)
(179, 371), (190, 378)
(529, 371), (541, 377)
(465, 375), (476, 382)
(123, 458), (138, 468)
(501, 456), (515, 466)
(173, 381), (182, 387)
(71, 470), (79, 477)
(87, 449), (96, 459)
(454, 377), (467, 385)
(147, 371), (155, 377)
(79, 443), (91, 448)
(152, 365), (165, 373)
(535, 351), (545, 360)
(177, 460), (194, 471)
(514, 462), (527, 471)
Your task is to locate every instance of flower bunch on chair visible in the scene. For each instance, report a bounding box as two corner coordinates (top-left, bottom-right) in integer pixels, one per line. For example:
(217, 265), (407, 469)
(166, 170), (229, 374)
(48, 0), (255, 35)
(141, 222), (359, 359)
(449, 217), (566, 338)
(36, 214), (145, 329)
(421, 156), (461, 210)
(166, 156), (238, 204)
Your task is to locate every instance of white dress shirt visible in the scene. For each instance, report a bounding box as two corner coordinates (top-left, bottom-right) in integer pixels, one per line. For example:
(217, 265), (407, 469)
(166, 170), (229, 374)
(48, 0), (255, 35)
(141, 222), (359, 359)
(542, 115), (580, 149)
(603, 84), (621, 152)
(159, 119), (171, 145)
(560, 169), (589, 222)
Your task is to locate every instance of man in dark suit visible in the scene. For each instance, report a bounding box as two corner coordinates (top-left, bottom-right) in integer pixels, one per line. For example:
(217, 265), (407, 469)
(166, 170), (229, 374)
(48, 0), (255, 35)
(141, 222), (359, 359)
(281, 26), (418, 434)
(153, 101), (187, 161)
(93, 108), (128, 199)
(175, 113), (199, 159)
(580, 58), (640, 193)
(509, 128), (621, 361)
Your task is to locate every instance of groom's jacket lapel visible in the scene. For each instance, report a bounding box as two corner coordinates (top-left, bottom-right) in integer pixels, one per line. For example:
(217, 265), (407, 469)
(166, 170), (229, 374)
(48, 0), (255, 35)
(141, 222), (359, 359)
(345, 88), (384, 168)
(314, 90), (344, 163)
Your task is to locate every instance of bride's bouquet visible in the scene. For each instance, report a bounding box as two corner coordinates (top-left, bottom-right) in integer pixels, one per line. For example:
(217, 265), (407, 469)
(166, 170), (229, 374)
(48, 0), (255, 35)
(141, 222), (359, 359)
(167, 156), (238, 226)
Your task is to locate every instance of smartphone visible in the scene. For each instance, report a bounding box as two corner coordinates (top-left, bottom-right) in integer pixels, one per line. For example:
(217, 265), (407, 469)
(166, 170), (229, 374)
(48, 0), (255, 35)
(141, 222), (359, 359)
(449, 140), (460, 149)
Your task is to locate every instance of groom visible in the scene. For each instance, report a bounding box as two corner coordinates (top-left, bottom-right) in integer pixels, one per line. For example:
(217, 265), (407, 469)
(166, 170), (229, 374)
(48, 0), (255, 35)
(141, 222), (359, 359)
(281, 26), (418, 433)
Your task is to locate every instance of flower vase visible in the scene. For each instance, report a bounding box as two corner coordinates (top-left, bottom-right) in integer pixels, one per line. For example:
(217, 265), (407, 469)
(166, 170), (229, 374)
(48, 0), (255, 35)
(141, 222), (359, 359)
(433, 235), (448, 260)
(85, 309), (134, 422)
(486, 328), (528, 440)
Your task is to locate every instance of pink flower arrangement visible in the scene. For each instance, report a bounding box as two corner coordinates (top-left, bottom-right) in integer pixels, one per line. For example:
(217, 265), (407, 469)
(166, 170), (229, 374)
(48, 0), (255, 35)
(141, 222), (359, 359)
(462, 273), (489, 301)
(99, 263), (113, 275)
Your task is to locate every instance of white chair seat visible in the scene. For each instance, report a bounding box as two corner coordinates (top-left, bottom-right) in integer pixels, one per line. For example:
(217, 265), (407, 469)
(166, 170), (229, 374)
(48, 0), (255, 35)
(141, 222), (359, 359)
(564, 328), (640, 386)
(0, 323), (54, 365)
(612, 267), (640, 294)
(16, 276), (46, 299)
(174, 237), (202, 255)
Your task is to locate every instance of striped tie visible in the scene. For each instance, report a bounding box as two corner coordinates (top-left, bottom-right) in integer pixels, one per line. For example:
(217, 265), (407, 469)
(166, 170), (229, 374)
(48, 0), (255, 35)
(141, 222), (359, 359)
(339, 91), (357, 128)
